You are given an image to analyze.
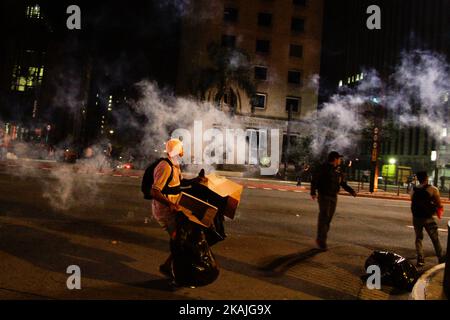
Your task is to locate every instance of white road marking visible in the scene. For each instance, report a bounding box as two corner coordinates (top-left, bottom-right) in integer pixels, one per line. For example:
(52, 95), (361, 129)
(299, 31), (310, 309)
(263, 188), (272, 190)
(407, 225), (448, 232)
(247, 186), (256, 189)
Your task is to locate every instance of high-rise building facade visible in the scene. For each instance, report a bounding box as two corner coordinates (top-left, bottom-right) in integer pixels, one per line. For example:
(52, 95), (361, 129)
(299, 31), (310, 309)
(177, 0), (324, 164)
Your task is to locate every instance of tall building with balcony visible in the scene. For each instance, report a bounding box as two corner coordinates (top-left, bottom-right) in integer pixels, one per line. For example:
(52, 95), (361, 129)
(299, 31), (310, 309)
(176, 0), (324, 164)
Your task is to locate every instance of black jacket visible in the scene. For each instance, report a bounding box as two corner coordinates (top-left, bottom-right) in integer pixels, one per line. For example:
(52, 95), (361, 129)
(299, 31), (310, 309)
(310, 163), (355, 197)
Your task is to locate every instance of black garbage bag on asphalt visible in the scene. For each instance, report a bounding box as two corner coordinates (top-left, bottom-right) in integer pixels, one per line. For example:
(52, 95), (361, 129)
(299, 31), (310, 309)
(171, 214), (220, 287)
(364, 250), (420, 291)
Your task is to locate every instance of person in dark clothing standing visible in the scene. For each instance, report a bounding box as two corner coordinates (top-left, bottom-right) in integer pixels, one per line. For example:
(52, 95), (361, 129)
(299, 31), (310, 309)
(410, 171), (445, 267)
(310, 151), (357, 250)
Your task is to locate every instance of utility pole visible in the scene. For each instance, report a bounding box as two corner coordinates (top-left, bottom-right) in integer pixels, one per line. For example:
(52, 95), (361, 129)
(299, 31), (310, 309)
(368, 97), (384, 193)
(369, 126), (380, 193)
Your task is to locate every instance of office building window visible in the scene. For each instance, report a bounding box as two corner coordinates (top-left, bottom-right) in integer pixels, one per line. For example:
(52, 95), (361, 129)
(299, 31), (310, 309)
(291, 18), (305, 32)
(288, 70), (302, 84)
(254, 66), (268, 80)
(221, 35), (236, 48)
(224, 8), (238, 22)
(26, 5), (41, 19)
(289, 44), (303, 58)
(253, 93), (267, 109)
(258, 13), (272, 27)
(10, 65), (44, 92)
(256, 40), (270, 54)
(286, 97), (301, 113)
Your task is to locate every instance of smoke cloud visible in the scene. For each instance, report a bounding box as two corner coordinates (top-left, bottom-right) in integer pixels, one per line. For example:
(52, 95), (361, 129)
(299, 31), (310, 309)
(302, 50), (449, 158)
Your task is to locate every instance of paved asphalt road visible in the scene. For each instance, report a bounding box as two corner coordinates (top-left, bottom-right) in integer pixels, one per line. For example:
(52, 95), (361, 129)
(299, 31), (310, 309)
(0, 165), (448, 300)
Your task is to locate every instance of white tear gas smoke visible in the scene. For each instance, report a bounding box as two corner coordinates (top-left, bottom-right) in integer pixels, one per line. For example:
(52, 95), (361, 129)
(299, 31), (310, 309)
(41, 146), (109, 211)
(388, 50), (450, 138)
(161, 0), (222, 20)
(2, 142), (108, 211)
(302, 50), (449, 158)
(132, 81), (248, 169)
(134, 81), (255, 170)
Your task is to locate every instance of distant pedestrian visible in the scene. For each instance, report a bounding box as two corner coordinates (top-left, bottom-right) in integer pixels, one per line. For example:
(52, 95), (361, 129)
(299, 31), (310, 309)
(295, 162), (305, 186)
(310, 151), (357, 250)
(410, 171), (445, 267)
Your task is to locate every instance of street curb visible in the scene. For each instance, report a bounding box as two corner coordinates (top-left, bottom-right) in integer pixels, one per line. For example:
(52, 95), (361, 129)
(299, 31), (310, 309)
(410, 263), (445, 300)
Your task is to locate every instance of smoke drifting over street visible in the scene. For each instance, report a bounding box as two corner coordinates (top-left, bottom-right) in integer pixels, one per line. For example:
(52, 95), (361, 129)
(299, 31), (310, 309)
(1, 49), (448, 211)
(303, 50), (449, 157)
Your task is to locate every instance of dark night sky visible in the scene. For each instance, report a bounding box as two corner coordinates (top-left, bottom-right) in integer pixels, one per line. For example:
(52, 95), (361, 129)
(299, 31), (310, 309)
(34, 0), (182, 88)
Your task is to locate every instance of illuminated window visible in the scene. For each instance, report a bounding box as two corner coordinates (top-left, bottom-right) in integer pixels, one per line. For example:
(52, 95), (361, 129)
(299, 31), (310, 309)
(10, 65), (44, 92)
(338, 80), (343, 87)
(360, 73), (364, 80)
(26, 5), (41, 19)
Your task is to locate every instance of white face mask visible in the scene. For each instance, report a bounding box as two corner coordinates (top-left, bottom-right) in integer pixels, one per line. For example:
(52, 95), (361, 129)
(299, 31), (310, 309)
(170, 154), (183, 166)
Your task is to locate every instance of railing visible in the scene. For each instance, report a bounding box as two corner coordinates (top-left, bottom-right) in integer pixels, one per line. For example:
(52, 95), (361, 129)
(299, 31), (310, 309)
(444, 221), (450, 298)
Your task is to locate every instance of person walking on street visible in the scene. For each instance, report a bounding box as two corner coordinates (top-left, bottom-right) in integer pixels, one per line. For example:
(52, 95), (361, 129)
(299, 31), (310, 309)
(150, 138), (207, 279)
(410, 171), (445, 267)
(310, 151), (357, 250)
(295, 162), (305, 186)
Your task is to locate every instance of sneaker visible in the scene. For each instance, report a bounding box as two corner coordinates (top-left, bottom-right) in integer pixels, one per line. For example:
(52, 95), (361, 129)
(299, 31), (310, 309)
(159, 263), (172, 278)
(417, 256), (425, 267)
(316, 239), (328, 251)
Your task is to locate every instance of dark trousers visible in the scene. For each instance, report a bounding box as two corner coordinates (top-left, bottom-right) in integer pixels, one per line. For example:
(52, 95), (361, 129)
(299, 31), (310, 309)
(317, 195), (338, 244)
(413, 216), (443, 259)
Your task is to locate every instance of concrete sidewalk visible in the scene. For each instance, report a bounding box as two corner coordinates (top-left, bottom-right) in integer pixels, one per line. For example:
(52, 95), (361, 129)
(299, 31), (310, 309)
(411, 264), (448, 300)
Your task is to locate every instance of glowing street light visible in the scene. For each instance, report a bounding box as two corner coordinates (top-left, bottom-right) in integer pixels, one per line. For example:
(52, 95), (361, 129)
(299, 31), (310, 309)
(431, 150), (437, 161)
(389, 158), (396, 165)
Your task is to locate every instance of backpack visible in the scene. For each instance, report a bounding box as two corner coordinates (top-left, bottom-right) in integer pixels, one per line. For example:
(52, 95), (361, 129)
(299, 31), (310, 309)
(411, 185), (437, 218)
(141, 158), (173, 200)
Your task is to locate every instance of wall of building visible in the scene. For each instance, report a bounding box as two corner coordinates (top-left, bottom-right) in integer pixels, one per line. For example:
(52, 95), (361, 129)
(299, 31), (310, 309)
(177, 0), (323, 122)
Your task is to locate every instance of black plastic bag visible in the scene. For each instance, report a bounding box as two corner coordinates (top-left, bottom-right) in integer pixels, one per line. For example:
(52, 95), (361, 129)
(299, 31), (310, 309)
(364, 250), (419, 291)
(184, 183), (227, 245)
(171, 214), (220, 287)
